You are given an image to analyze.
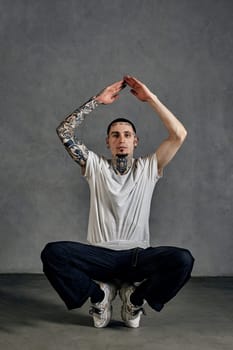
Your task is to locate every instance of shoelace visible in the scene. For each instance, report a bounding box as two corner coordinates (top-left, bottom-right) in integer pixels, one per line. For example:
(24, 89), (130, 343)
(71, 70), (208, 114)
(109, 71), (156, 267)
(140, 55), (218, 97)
(89, 306), (104, 316)
(131, 307), (146, 316)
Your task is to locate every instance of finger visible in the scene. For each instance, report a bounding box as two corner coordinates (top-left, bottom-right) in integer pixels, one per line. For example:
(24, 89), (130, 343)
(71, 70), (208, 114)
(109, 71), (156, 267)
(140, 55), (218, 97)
(124, 75), (142, 86)
(113, 81), (127, 93)
(121, 81), (127, 89)
(123, 75), (138, 82)
(112, 94), (120, 101)
(130, 89), (137, 96)
(116, 81), (127, 90)
(123, 75), (134, 84)
(108, 85), (124, 95)
(124, 80), (134, 88)
(111, 80), (125, 89)
(123, 76), (139, 88)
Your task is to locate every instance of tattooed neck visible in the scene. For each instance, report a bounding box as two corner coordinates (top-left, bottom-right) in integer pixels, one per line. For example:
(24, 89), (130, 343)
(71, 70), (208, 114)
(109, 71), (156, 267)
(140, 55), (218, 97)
(112, 154), (133, 175)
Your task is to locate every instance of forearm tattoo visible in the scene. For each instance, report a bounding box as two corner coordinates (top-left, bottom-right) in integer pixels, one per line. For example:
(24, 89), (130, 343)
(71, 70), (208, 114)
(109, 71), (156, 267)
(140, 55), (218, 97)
(56, 97), (100, 166)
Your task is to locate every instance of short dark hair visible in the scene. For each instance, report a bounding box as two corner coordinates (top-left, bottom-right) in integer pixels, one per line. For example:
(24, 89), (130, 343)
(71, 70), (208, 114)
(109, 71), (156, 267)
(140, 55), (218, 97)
(107, 118), (137, 135)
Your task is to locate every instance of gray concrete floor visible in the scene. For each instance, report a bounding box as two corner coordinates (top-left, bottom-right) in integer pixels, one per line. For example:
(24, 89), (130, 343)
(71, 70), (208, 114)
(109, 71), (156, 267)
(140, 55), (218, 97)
(0, 275), (232, 350)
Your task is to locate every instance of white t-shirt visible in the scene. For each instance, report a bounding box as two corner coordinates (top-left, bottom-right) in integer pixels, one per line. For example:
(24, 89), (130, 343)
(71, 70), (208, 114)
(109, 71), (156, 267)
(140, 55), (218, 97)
(84, 151), (161, 250)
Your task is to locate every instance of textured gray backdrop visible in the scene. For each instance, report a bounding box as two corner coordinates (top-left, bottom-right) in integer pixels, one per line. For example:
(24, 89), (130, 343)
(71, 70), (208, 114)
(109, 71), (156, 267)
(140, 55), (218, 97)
(1, 0), (232, 274)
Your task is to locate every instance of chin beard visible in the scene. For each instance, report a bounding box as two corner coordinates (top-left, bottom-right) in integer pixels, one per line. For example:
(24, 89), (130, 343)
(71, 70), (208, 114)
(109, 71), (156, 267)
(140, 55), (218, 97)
(116, 153), (128, 158)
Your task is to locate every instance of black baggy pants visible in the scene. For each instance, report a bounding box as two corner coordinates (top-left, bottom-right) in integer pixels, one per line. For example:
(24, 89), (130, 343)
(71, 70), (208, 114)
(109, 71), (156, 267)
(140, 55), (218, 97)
(41, 241), (194, 312)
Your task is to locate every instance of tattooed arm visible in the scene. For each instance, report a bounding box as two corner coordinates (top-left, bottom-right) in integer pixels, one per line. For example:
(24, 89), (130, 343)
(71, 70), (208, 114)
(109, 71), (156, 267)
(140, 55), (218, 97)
(56, 97), (100, 170)
(56, 79), (126, 171)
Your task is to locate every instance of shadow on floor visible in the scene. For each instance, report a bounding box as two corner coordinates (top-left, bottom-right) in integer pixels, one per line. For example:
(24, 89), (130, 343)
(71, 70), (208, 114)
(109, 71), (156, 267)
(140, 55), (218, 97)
(1, 275), (233, 350)
(0, 274), (93, 332)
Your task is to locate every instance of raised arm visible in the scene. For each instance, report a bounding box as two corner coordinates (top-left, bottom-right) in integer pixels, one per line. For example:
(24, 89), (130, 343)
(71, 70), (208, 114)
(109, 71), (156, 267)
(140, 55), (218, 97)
(56, 97), (99, 169)
(56, 80), (126, 171)
(124, 75), (187, 175)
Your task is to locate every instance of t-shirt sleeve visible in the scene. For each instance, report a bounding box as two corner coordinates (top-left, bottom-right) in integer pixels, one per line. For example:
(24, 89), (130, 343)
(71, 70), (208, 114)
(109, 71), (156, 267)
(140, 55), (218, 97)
(141, 153), (163, 182)
(83, 150), (102, 180)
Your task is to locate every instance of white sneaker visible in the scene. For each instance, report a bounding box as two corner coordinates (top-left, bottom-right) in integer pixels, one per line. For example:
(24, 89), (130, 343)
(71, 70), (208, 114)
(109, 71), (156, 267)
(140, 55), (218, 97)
(89, 282), (117, 328)
(119, 284), (145, 328)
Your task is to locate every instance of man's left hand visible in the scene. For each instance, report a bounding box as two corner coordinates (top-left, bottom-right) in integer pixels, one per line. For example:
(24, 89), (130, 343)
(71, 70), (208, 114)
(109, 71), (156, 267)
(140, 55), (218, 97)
(124, 75), (154, 102)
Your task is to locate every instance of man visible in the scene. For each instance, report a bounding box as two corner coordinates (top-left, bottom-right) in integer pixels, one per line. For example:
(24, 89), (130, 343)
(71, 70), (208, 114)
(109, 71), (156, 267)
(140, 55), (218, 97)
(41, 75), (194, 328)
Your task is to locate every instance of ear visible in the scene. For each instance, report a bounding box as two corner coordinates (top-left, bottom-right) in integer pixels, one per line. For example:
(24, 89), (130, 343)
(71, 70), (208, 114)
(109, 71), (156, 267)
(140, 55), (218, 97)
(106, 136), (109, 148)
(134, 136), (139, 147)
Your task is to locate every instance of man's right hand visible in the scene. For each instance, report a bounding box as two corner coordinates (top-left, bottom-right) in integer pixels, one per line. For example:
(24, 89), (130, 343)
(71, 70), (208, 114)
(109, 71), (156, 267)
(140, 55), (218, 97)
(95, 80), (126, 105)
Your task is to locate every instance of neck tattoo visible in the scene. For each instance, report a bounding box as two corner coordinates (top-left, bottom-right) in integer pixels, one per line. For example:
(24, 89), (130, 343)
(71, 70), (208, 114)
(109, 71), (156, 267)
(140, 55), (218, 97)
(112, 154), (133, 175)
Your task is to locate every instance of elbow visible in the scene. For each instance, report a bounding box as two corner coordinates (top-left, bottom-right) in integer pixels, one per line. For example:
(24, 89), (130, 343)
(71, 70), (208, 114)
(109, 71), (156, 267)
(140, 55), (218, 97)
(167, 125), (187, 146)
(181, 128), (188, 142)
(56, 124), (61, 135)
(174, 127), (187, 145)
(170, 128), (187, 145)
(56, 126), (59, 135)
(56, 124), (63, 140)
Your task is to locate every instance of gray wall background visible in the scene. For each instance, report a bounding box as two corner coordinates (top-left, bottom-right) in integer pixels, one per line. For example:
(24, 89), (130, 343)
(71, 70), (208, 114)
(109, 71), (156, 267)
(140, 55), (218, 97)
(1, 0), (232, 275)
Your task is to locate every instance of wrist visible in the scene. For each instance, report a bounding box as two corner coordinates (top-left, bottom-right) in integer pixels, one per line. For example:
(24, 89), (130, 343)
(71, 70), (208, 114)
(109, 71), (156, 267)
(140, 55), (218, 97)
(147, 92), (159, 104)
(93, 95), (103, 105)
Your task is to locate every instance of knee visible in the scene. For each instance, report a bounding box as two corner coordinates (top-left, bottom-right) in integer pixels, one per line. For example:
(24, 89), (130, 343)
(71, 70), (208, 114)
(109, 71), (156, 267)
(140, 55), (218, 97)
(41, 242), (52, 264)
(40, 242), (63, 264)
(177, 249), (195, 271)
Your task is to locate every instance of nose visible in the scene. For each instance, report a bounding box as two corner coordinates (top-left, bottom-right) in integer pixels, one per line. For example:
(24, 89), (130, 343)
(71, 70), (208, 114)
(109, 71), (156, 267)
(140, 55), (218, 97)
(119, 134), (125, 142)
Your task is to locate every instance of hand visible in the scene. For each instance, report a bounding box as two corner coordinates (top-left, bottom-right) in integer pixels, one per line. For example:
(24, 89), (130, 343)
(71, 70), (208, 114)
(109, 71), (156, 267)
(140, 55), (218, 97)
(123, 75), (154, 102)
(95, 80), (126, 105)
